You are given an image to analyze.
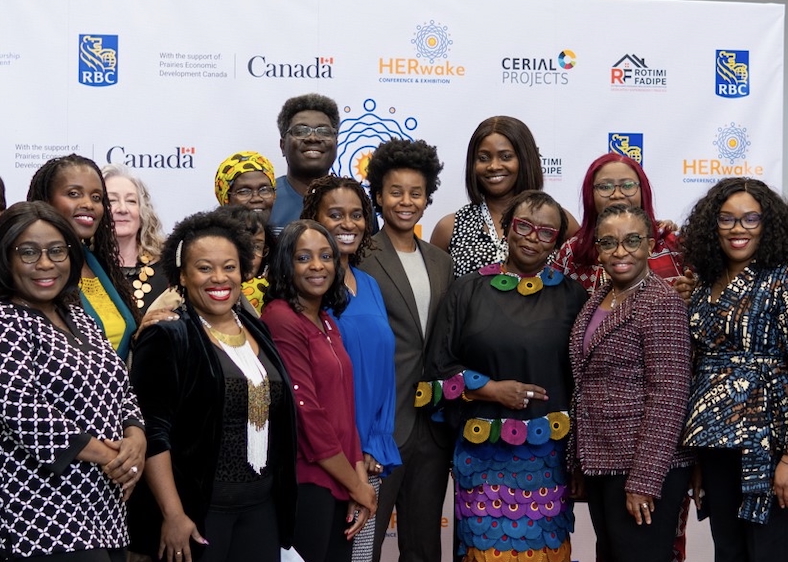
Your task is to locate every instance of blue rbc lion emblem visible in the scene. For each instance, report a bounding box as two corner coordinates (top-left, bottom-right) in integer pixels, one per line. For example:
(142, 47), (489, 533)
(411, 20), (452, 63)
(608, 133), (644, 165)
(78, 34), (118, 87)
(715, 50), (749, 98)
(713, 122), (750, 163)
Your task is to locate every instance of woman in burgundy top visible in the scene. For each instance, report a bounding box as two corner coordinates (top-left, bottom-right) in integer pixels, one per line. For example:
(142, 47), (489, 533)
(261, 219), (377, 562)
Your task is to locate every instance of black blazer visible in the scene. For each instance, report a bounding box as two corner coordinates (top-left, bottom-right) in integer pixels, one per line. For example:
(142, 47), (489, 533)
(127, 303), (297, 556)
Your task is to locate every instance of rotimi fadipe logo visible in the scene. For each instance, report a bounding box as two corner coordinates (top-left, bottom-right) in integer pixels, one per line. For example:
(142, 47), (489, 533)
(247, 56), (334, 79)
(501, 50), (576, 86)
(377, 21), (465, 85)
(106, 146), (195, 169)
(715, 50), (749, 98)
(610, 54), (667, 90)
(608, 133), (644, 165)
(78, 34), (118, 87)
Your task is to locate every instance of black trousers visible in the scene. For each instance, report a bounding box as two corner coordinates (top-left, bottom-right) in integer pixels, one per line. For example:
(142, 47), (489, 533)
(292, 483), (352, 562)
(197, 497), (279, 562)
(21, 550), (125, 562)
(699, 448), (788, 562)
(585, 466), (692, 562)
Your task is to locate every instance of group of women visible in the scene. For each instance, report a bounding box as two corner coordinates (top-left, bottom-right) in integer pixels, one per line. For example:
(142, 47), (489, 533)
(1, 112), (787, 562)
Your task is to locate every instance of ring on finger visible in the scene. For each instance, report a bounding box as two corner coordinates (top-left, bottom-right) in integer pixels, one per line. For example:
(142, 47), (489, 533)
(522, 398), (529, 408)
(640, 502), (649, 509)
(130, 465), (138, 474)
(526, 390), (534, 399)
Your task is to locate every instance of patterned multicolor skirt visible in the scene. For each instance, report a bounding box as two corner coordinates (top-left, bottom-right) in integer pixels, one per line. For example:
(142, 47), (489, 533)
(453, 412), (573, 562)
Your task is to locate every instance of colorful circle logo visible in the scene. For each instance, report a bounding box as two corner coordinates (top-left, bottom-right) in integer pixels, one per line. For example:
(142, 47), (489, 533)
(713, 122), (750, 164)
(412, 20), (452, 63)
(558, 50), (576, 69)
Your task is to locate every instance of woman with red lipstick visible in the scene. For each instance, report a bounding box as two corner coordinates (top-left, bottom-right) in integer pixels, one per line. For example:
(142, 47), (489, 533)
(301, 176), (401, 562)
(128, 210), (297, 562)
(680, 178), (788, 562)
(27, 154), (138, 358)
(422, 191), (587, 561)
(569, 204), (693, 562)
(262, 220), (377, 562)
(431, 116), (579, 278)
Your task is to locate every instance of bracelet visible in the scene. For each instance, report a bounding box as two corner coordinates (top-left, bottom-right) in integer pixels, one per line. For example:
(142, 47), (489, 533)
(461, 391), (473, 402)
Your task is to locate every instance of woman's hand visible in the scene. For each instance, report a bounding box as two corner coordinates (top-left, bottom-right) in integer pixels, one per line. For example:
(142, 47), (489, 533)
(364, 453), (383, 476)
(690, 464), (704, 511)
(135, 308), (180, 339)
(674, 268), (698, 304)
(350, 480), (377, 516)
(159, 512), (207, 562)
(774, 456), (788, 508)
(344, 501), (371, 540)
(657, 219), (679, 234)
(102, 426), (146, 501)
(486, 380), (548, 410)
(569, 468), (585, 500)
(626, 492), (655, 525)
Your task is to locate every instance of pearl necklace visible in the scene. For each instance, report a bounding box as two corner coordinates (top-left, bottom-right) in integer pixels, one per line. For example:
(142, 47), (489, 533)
(199, 311), (245, 347)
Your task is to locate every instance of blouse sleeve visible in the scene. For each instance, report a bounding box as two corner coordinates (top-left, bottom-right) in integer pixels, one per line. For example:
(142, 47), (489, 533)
(0, 317), (87, 475)
(626, 291), (692, 497)
(262, 303), (347, 463)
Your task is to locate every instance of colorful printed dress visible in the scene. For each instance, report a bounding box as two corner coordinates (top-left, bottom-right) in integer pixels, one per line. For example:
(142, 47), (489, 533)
(421, 264), (587, 561)
(684, 264), (788, 523)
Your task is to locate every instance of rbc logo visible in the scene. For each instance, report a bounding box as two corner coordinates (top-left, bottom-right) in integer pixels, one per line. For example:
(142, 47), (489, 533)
(715, 50), (748, 98)
(79, 34), (118, 87)
(608, 133), (644, 165)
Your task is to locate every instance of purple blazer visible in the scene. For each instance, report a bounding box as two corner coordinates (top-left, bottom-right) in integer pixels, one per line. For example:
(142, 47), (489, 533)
(568, 273), (693, 498)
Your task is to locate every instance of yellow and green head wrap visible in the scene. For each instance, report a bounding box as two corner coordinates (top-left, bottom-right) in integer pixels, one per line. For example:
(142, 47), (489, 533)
(214, 151), (276, 205)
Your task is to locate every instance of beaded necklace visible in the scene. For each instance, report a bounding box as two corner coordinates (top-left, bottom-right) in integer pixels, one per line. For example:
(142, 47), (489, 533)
(480, 262), (564, 296)
(126, 252), (156, 310)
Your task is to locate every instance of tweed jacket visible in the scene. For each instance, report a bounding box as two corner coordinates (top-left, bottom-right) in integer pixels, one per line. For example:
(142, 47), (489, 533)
(568, 273), (694, 498)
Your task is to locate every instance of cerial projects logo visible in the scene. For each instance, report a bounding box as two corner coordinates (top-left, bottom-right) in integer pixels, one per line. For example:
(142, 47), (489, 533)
(715, 50), (749, 98)
(105, 145), (196, 169)
(79, 34), (118, 87)
(378, 20), (465, 84)
(610, 54), (667, 90)
(608, 133), (644, 165)
(501, 50), (576, 86)
(247, 56), (334, 79)
(682, 122), (762, 184)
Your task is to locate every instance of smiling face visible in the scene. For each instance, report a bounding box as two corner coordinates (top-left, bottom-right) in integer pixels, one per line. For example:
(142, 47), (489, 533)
(505, 201), (561, 277)
(11, 220), (71, 310)
(596, 213), (654, 290)
(280, 110), (337, 178)
(48, 165), (105, 241)
(592, 161), (642, 213)
(316, 187), (365, 263)
(179, 235), (242, 323)
(376, 168), (427, 236)
(292, 228), (336, 310)
(106, 176), (141, 242)
(717, 191), (762, 273)
(474, 133), (519, 200)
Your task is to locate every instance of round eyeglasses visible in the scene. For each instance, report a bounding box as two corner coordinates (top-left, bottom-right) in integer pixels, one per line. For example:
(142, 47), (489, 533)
(593, 180), (640, 198)
(15, 244), (71, 264)
(595, 234), (647, 254)
(231, 186), (276, 200)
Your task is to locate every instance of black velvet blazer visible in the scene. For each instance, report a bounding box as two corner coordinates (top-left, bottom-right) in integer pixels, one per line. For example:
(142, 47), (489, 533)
(127, 302), (297, 556)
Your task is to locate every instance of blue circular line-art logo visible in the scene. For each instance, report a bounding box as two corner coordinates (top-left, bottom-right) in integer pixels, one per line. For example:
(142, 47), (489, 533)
(333, 99), (418, 184)
(411, 20), (452, 63)
(713, 122), (750, 164)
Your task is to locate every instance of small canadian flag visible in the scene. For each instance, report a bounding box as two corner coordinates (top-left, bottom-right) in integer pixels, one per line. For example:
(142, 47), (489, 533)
(180, 147), (196, 154)
(320, 57), (334, 65)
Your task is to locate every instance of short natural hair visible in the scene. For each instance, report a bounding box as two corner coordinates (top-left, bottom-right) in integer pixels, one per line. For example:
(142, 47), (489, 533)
(0, 201), (84, 306)
(465, 116), (543, 205)
(264, 219), (347, 316)
(595, 204), (653, 239)
(101, 163), (165, 262)
(501, 190), (568, 247)
(366, 138), (443, 214)
(277, 93), (340, 137)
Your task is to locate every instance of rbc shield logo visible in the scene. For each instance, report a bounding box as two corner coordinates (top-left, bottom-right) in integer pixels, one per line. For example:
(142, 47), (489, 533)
(79, 34), (118, 87)
(608, 133), (644, 165)
(715, 50), (748, 98)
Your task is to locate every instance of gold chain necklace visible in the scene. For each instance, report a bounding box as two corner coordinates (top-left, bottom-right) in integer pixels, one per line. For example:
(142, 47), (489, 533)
(199, 311), (246, 347)
(610, 273), (649, 309)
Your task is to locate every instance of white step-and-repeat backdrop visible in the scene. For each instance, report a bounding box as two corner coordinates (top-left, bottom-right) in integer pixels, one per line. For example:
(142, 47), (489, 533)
(1, 1), (783, 560)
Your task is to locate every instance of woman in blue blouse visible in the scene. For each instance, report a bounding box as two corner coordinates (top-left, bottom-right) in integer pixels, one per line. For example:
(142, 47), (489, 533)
(301, 175), (401, 562)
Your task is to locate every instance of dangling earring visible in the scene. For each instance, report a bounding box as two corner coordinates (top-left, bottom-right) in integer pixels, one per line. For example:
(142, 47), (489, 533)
(88, 236), (96, 252)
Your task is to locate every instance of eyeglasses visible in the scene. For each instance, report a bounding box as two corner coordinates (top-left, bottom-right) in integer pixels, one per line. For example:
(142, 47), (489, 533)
(286, 125), (337, 140)
(717, 213), (761, 230)
(252, 243), (269, 258)
(231, 186), (276, 200)
(595, 234), (647, 254)
(15, 244), (71, 264)
(593, 180), (641, 198)
(511, 217), (560, 243)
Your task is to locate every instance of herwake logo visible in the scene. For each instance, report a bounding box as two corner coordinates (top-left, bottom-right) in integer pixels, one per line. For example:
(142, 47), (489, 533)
(78, 34), (118, 87)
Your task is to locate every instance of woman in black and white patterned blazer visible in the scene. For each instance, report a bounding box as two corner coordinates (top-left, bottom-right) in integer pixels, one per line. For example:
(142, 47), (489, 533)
(0, 201), (145, 561)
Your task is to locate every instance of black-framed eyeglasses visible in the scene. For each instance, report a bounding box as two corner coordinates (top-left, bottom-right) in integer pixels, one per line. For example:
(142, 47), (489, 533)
(593, 180), (641, 198)
(511, 217), (560, 243)
(717, 213), (761, 230)
(286, 125), (337, 140)
(231, 186), (276, 200)
(595, 234), (647, 254)
(252, 243), (269, 258)
(15, 244), (71, 264)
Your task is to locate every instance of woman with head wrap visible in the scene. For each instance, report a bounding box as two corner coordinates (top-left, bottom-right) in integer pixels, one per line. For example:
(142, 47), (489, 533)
(215, 151), (277, 223)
